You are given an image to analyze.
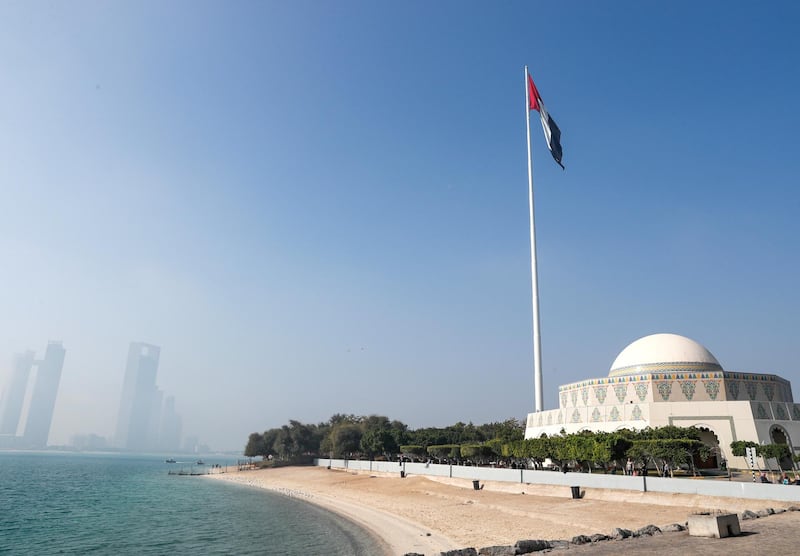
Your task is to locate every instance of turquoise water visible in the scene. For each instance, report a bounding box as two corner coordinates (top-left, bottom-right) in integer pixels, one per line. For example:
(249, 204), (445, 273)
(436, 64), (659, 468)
(0, 452), (385, 555)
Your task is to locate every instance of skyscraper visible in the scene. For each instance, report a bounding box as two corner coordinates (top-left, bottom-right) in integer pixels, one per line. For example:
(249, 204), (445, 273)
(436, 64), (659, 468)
(0, 351), (36, 436)
(115, 342), (161, 451)
(22, 342), (66, 448)
(159, 395), (182, 452)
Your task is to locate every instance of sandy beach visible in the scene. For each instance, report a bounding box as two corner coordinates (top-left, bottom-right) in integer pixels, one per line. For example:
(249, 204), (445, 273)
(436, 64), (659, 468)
(206, 466), (800, 555)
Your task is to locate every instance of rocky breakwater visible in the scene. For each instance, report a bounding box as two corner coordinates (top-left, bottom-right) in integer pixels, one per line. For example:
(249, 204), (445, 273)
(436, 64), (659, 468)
(403, 505), (800, 556)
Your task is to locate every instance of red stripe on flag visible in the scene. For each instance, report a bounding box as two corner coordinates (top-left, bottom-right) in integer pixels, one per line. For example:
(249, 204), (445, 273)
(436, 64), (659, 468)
(528, 74), (541, 112)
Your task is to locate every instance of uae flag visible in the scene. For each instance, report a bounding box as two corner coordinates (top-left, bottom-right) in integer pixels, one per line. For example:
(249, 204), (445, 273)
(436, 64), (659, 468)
(528, 74), (564, 169)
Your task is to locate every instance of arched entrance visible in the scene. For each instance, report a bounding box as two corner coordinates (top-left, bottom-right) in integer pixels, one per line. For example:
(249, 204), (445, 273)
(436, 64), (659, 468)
(695, 427), (721, 469)
(769, 425), (794, 470)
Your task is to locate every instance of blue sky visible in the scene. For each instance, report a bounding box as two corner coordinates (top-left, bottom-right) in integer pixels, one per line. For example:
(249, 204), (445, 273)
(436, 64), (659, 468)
(1, 1), (798, 450)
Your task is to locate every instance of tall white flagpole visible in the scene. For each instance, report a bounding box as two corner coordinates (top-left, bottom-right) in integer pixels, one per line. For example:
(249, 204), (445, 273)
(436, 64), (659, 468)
(525, 65), (544, 413)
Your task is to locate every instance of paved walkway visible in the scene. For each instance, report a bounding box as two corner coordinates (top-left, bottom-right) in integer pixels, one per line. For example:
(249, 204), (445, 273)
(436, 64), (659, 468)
(560, 510), (800, 554)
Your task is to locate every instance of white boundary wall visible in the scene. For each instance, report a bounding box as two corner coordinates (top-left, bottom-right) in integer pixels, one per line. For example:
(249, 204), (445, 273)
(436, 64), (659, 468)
(315, 459), (800, 502)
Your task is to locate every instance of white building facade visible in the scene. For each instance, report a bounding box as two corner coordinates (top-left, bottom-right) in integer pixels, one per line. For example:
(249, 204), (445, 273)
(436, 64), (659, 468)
(524, 333), (800, 468)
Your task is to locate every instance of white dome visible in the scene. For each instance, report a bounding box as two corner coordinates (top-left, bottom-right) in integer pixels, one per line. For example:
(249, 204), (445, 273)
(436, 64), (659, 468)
(609, 333), (722, 377)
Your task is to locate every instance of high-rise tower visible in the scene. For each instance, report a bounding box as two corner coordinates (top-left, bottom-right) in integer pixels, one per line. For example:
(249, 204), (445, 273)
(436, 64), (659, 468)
(22, 342), (66, 448)
(0, 351), (36, 436)
(115, 342), (160, 451)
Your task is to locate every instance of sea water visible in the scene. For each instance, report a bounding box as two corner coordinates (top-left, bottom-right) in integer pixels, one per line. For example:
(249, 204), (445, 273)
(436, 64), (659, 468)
(0, 452), (385, 555)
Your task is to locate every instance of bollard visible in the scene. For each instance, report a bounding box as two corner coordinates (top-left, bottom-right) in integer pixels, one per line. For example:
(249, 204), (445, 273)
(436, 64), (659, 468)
(570, 486), (581, 499)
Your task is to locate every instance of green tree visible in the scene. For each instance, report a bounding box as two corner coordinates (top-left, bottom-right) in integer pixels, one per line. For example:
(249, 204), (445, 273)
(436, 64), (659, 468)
(730, 440), (759, 457)
(427, 444), (460, 462)
(244, 432), (265, 458)
(399, 445), (427, 460)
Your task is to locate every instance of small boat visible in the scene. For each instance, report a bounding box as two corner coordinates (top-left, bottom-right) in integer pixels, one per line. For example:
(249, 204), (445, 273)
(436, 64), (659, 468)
(165, 458), (177, 463)
(196, 459), (205, 465)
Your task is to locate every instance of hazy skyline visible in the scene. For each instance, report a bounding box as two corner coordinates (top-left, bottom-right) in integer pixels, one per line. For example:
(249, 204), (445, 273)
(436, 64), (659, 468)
(1, 2), (799, 451)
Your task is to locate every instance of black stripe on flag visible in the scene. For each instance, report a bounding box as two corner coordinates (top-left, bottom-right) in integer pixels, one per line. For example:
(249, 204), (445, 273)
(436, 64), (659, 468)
(537, 103), (564, 170)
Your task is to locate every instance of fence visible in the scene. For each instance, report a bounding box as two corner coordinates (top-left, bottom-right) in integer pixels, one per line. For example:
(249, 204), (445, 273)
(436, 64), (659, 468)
(315, 458), (800, 502)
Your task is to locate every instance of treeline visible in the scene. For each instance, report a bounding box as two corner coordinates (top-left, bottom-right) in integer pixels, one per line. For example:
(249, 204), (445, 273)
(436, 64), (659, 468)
(244, 414), (524, 461)
(246, 417), (797, 475)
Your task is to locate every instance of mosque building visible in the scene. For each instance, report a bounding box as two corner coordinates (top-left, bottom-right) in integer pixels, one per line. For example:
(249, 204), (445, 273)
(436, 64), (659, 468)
(524, 333), (800, 468)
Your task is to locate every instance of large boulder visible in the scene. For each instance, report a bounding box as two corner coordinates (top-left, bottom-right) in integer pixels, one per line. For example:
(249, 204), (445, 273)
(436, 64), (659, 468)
(440, 550), (478, 556)
(570, 535), (592, 545)
(610, 528), (633, 539)
(635, 525), (661, 537)
(661, 523), (686, 532)
(477, 546), (515, 556)
(513, 539), (550, 553)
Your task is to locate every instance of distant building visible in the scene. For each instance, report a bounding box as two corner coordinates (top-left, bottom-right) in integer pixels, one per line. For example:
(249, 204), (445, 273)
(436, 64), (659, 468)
(114, 342), (183, 452)
(159, 395), (182, 452)
(524, 333), (800, 469)
(115, 342), (161, 451)
(70, 433), (110, 451)
(22, 342), (67, 448)
(0, 351), (35, 436)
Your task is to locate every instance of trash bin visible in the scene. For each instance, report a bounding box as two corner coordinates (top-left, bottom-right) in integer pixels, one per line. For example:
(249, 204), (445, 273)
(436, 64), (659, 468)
(400, 470), (405, 478)
(472, 480), (481, 491)
(570, 486), (581, 499)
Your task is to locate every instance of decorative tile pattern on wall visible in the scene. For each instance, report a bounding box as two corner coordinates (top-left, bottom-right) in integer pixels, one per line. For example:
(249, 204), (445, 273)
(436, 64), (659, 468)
(680, 380), (696, 401)
(793, 405), (800, 421)
(757, 403), (768, 419)
(581, 388), (589, 406)
(614, 384), (627, 403)
(745, 382), (758, 401)
(611, 361), (723, 377)
(703, 380), (721, 400)
(557, 411), (563, 425)
(571, 409), (582, 423)
(763, 383), (775, 401)
(775, 404), (788, 421)
(727, 381), (740, 400)
(591, 408), (602, 423)
(571, 390), (578, 407)
(610, 406), (621, 422)
(634, 383), (648, 402)
(560, 391), (567, 408)
(632, 405), (643, 420)
(656, 381), (673, 401)
(594, 386), (608, 405)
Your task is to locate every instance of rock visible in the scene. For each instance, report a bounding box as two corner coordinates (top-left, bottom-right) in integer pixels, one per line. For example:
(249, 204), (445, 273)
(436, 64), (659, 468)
(610, 527), (633, 539)
(513, 539), (550, 553)
(774, 508), (786, 514)
(740, 510), (758, 520)
(756, 509), (772, 518)
(766, 508), (776, 515)
(788, 505), (800, 512)
(635, 525), (662, 537)
(440, 550), (478, 556)
(546, 540), (570, 550)
(478, 546), (515, 556)
(589, 533), (609, 542)
(570, 535), (592, 545)
(404, 553), (425, 556)
(661, 523), (686, 532)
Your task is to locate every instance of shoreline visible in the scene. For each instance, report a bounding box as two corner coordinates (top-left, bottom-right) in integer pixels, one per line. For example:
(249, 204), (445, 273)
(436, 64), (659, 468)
(207, 466), (799, 554)
(207, 467), (457, 555)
